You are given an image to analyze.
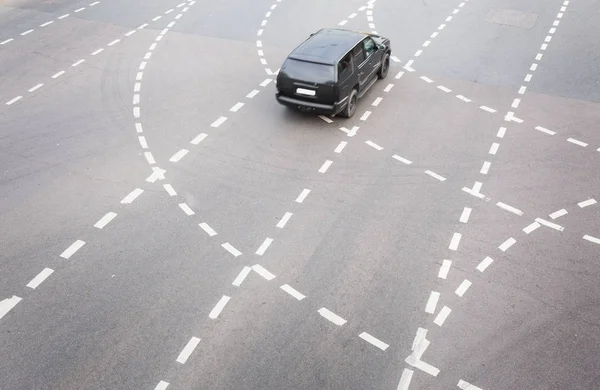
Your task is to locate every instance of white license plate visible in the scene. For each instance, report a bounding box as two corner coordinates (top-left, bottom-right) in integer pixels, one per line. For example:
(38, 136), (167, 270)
(296, 88), (316, 96)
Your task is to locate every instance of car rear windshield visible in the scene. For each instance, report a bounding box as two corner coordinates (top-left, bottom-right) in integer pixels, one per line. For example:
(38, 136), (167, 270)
(282, 58), (335, 84)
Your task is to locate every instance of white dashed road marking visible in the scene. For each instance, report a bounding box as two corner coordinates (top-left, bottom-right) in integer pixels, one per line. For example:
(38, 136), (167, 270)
(277, 212), (293, 228)
(425, 170), (446, 181)
(449, 233), (461, 251)
(459, 207), (471, 223)
(190, 133), (208, 145)
(567, 138), (588, 147)
(360, 111), (372, 121)
(163, 184), (177, 196)
(359, 332), (389, 351)
(0, 296), (23, 321)
(255, 238), (273, 255)
(496, 202), (523, 216)
(178, 203), (195, 216)
(535, 217), (564, 231)
(397, 368), (414, 390)
(209, 296), (230, 319)
(176, 337), (201, 364)
(318, 160), (333, 173)
(393, 155), (412, 165)
(232, 266), (252, 286)
(154, 381), (169, 390)
(211, 116), (228, 128)
(438, 259), (451, 279)
(26, 268), (54, 289)
(334, 141), (347, 153)
(455, 279), (472, 297)
(94, 212), (117, 229)
(318, 308), (347, 326)
(60, 240), (86, 259)
(295, 189), (311, 203)
(252, 264), (275, 280)
(425, 291), (440, 314)
(280, 284), (306, 300)
(476, 256), (493, 272)
(578, 198), (596, 208)
(433, 306), (451, 326)
(222, 243), (242, 257)
(121, 188), (143, 204)
(458, 379), (483, 390)
(583, 235), (600, 245)
(499, 237), (516, 252)
(169, 149), (189, 163)
(523, 222), (541, 234)
(199, 223), (217, 237)
(365, 140), (383, 150)
(549, 209), (567, 219)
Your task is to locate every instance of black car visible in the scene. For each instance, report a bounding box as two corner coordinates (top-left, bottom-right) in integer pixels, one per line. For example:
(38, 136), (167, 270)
(275, 28), (391, 118)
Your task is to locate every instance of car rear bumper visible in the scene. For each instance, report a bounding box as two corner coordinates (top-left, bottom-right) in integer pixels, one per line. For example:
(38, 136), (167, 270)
(276, 93), (343, 115)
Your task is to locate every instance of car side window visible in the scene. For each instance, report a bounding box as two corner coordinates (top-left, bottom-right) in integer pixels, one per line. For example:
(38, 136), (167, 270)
(363, 37), (376, 58)
(352, 44), (366, 65)
(338, 53), (353, 81)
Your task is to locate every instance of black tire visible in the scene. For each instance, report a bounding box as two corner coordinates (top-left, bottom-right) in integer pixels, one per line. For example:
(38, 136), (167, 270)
(341, 89), (358, 118)
(378, 52), (390, 79)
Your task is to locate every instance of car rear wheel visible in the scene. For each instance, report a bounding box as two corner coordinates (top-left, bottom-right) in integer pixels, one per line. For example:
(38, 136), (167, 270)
(378, 52), (390, 79)
(341, 89), (358, 118)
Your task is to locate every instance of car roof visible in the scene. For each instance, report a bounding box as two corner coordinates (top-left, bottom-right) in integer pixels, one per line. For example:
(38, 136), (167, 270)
(288, 28), (367, 65)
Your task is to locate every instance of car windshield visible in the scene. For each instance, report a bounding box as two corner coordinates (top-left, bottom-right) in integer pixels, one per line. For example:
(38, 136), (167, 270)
(283, 58), (335, 84)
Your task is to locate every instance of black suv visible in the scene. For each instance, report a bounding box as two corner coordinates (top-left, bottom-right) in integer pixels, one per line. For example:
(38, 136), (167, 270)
(275, 28), (391, 118)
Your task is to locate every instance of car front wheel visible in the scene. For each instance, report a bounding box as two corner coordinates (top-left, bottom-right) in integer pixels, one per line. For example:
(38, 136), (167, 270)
(378, 52), (390, 79)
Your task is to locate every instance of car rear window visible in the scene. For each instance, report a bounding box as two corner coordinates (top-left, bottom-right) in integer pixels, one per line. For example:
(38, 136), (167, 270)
(282, 58), (335, 84)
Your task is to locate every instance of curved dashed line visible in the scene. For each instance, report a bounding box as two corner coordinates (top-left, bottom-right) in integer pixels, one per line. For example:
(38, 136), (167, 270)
(3, 3), (185, 107)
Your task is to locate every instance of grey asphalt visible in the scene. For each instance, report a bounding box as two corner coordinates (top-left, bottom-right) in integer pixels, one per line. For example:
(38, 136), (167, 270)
(1, 0), (600, 389)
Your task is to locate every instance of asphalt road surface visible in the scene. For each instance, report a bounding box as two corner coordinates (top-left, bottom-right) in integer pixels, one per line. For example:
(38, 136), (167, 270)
(1, 0), (600, 388)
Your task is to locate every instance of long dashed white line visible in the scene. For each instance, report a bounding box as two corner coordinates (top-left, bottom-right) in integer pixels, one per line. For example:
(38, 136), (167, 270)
(360, 111), (372, 121)
(523, 222), (540, 234)
(176, 337), (201, 364)
(433, 306), (451, 326)
(583, 235), (600, 245)
(535, 217), (564, 231)
(209, 296), (230, 319)
(578, 198), (596, 208)
(449, 233), (461, 251)
(154, 381), (169, 390)
(499, 237), (516, 251)
(121, 188), (143, 204)
(425, 170), (446, 181)
(26, 268), (54, 289)
(318, 308), (347, 326)
(489, 143), (500, 155)
(480, 161), (491, 174)
(5, 96), (22, 105)
(567, 138), (588, 147)
(169, 149), (189, 163)
(190, 133), (208, 145)
(0, 296), (22, 321)
(199, 223), (217, 237)
(295, 189), (311, 203)
(359, 332), (389, 351)
(397, 368), (414, 390)
(211, 116), (228, 128)
(60, 240), (86, 259)
(144, 152), (155, 165)
(255, 238), (273, 255)
(318, 160), (333, 173)
(178, 203), (195, 216)
(438, 259), (451, 279)
(280, 284), (306, 300)
(222, 243), (242, 257)
(455, 279), (472, 297)
(252, 264), (275, 280)
(334, 141), (347, 153)
(94, 212), (117, 229)
(496, 202), (523, 216)
(425, 291), (440, 314)
(458, 379), (483, 390)
(163, 184), (177, 196)
(277, 212), (293, 228)
(366, 140), (383, 150)
(476, 256), (493, 272)
(232, 266), (252, 286)
(393, 155), (412, 165)
(459, 207), (472, 223)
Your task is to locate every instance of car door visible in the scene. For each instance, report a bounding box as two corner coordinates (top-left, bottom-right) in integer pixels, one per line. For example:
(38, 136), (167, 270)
(352, 43), (369, 89)
(336, 52), (354, 104)
(361, 37), (380, 83)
